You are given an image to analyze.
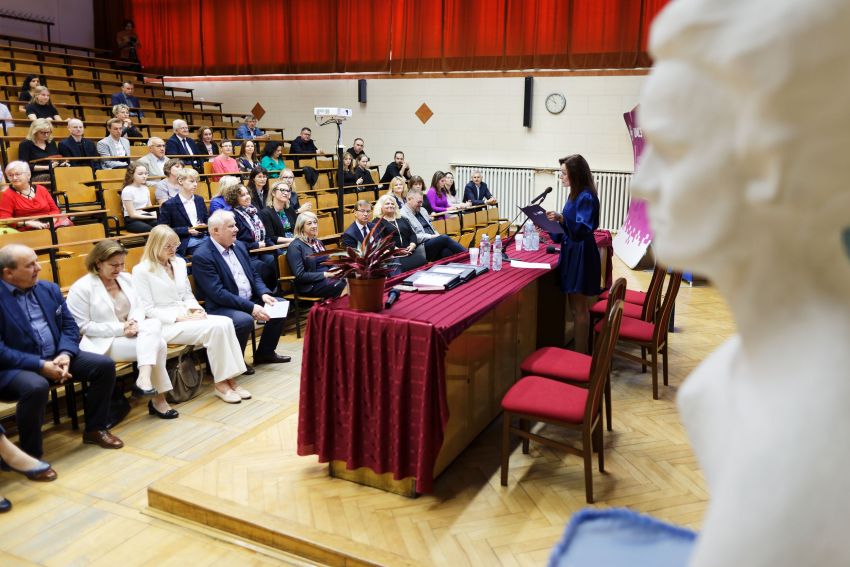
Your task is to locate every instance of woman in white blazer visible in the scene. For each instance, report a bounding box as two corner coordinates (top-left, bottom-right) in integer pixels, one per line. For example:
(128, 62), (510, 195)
(67, 240), (177, 419)
(131, 225), (249, 403)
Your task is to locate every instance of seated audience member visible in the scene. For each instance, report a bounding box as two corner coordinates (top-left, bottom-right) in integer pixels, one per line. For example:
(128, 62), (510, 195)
(209, 174), (240, 215)
(165, 119), (203, 171)
(277, 169), (306, 213)
(110, 82), (144, 118)
(196, 126), (218, 160)
(97, 119), (131, 169)
(0, 102), (13, 132)
(0, 422), (58, 511)
(110, 104), (144, 139)
(154, 158), (183, 204)
(210, 139), (239, 181)
(131, 226), (248, 404)
(234, 115), (267, 143)
(137, 137), (167, 179)
(260, 141), (286, 178)
(260, 180), (297, 248)
(374, 194), (427, 272)
(67, 240), (176, 418)
(409, 175), (428, 211)
(223, 182), (278, 290)
(352, 154), (374, 192)
(289, 127), (323, 168)
(121, 162), (157, 233)
(0, 161), (70, 230)
(58, 119), (101, 171)
(25, 87), (61, 122)
(236, 139), (261, 172)
(158, 168), (208, 257)
(445, 172), (470, 209)
(463, 169), (497, 205)
(18, 75), (41, 109)
(341, 199), (375, 249)
(246, 166), (271, 210)
(0, 243), (124, 457)
(379, 151), (412, 186)
(400, 190), (466, 261)
(192, 210), (290, 371)
(341, 151), (359, 191)
(345, 138), (365, 160)
(287, 212), (347, 299)
(386, 176), (407, 208)
(19, 119), (61, 180)
(425, 171), (454, 215)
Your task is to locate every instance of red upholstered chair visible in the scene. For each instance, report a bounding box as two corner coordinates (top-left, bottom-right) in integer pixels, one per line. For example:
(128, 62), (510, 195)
(501, 300), (624, 503)
(520, 278), (626, 431)
(598, 272), (683, 400)
(599, 263), (666, 307)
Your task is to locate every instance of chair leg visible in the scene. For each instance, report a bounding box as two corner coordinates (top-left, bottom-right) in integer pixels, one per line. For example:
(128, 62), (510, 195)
(604, 371), (613, 431)
(651, 347), (659, 400)
(500, 413), (511, 486)
(662, 341), (669, 386)
(641, 346), (647, 372)
(520, 419), (530, 454)
(65, 382), (79, 430)
(50, 387), (60, 425)
(594, 422), (605, 473)
(294, 299), (302, 339)
(582, 427), (594, 504)
(250, 327), (257, 357)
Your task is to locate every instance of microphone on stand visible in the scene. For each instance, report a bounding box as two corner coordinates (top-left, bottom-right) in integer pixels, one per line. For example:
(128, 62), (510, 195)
(530, 186), (553, 205)
(385, 289), (402, 308)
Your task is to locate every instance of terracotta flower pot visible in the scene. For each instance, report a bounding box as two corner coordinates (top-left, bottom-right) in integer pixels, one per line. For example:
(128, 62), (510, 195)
(347, 277), (386, 312)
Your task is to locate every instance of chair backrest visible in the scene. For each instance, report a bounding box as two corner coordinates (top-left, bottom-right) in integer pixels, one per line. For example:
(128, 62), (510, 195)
(458, 230), (475, 249)
(56, 223), (105, 255)
(317, 213), (337, 236)
(590, 278), (625, 362)
(585, 300), (624, 424)
(54, 166), (97, 205)
(652, 271), (683, 343)
(444, 215), (461, 237)
(277, 253), (295, 293)
(641, 264), (667, 322)
(57, 254), (89, 290)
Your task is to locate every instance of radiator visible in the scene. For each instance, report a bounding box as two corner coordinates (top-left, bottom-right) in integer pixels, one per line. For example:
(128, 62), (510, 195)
(452, 165), (632, 232)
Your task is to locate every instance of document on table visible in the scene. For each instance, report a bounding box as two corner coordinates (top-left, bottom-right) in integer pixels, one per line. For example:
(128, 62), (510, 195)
(264, 299), (290, 319)
(510, 260), (552, 269)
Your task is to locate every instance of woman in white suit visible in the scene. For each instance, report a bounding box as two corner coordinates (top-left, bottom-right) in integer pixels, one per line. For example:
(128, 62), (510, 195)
(67, 240), (177, 419)
(131, 225), (249, 403)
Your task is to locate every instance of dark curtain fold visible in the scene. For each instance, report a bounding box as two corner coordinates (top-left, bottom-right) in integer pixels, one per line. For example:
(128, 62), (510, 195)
(126, 0), (670, 76)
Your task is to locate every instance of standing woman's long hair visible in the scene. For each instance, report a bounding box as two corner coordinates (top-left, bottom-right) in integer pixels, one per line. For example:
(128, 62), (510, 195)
(560, 154), (597, 201)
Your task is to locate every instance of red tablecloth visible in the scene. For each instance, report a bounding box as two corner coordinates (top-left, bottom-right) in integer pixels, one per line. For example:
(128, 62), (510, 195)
(297, 242), (559, 493)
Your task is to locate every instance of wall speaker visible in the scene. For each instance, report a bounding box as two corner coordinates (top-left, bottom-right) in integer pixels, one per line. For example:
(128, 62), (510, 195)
(358, 79), (367, 103)
(522, 76), (533, 128)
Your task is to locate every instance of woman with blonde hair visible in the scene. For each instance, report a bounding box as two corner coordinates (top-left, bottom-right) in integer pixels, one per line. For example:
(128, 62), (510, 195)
(373, 193), (426, 272)
(286, 212), (346, 298)
(67, 240), (177, 418)
(24, 86), (61, 121)
(209, 174), (241, 214)
(18, 119), (61, 180)
(131, 225), (249, 404)
(111, 103), (143, 139)
(386, 176), (408, 208)
(259, 179), (297, 247)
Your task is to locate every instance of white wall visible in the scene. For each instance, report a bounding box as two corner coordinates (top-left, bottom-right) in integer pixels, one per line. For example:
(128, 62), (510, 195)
(0, 0), (94, 48)
(168, 74), (645, 209)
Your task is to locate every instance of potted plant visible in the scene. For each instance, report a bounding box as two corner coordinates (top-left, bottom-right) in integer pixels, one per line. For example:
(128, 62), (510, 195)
(319, 224), (407, 312)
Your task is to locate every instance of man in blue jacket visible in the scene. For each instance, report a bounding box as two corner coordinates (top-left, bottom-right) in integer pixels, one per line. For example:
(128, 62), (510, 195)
(110, 81), (144, 118)
(0, 245), (123, 458)
(191, 211), (290, 371)
(462, 170), (498, 206)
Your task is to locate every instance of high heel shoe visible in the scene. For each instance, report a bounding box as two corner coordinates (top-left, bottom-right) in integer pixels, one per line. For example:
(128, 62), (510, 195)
(0, 458), (57, 482)
(0, 497), (10, 513)
(148, 400), (179, 419)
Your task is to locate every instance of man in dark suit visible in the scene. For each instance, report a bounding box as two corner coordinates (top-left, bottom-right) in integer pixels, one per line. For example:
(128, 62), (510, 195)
(58, 119), (101, 170)
(341, 199), (375, 249)
(158, 168), (209, 257)
(0, 244), (123, 458)
(165, 119), (203, 171)
(191, 211), (290, 370)
(110, 81), (144, 118)
(462, 170), (497, 206)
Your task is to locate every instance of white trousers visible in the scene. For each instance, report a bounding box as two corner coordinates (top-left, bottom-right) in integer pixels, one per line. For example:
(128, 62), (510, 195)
(106, 319), (172, 393)
(160, 315), (246, 382)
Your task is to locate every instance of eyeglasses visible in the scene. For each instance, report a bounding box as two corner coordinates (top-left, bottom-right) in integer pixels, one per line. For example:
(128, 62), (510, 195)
(164, 242), (180, 250)
(275, 187), (291, 193)
(355, 209), (370, 214)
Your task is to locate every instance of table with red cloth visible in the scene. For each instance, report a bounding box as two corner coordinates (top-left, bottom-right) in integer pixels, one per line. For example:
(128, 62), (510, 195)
(297, 238), (612, 494)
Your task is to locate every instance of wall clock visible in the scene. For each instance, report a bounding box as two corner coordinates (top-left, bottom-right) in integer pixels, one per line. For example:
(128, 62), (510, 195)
(545, 92), (566, 114)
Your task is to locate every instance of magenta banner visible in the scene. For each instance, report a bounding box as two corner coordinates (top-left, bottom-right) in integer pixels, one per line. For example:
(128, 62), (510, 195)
(613, 106), (653, 268)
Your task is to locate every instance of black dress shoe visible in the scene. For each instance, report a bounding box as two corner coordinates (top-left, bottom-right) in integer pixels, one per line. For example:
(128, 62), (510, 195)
(148, 400), (179, 419)
(254, 352), (292, 364)
(132, 385), (157, 397)
(0, 459), (57, 481)
(242, 365), (255, 376)
(0, 498), (10, 513)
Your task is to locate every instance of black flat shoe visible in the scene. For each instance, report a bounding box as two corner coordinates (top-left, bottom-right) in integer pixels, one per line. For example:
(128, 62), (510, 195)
(148, 400), (179, 420)
(0, 498), (10, 513)
(0, 459), (57, 482)
(133, 385), (157, 397)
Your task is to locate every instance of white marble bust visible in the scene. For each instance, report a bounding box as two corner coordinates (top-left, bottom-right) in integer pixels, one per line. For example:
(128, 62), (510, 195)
(632, 0), (850, 565)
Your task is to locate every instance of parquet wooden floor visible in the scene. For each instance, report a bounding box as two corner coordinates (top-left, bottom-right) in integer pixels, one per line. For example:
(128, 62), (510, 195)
(0, 259), (734, 566)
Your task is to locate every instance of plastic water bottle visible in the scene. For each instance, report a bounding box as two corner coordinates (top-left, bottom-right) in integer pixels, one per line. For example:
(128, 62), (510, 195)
(523, 221), (533, 250)
(530, 225), (540, 250)
(492, 235), (503, 271)
(480, 234), (491, 269)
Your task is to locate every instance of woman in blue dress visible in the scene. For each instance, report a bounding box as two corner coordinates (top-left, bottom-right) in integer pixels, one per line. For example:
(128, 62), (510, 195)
(546, 154), (601, 354)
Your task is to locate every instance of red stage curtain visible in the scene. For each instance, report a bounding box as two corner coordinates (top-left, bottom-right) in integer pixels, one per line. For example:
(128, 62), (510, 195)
(127, 0), (670, 76)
